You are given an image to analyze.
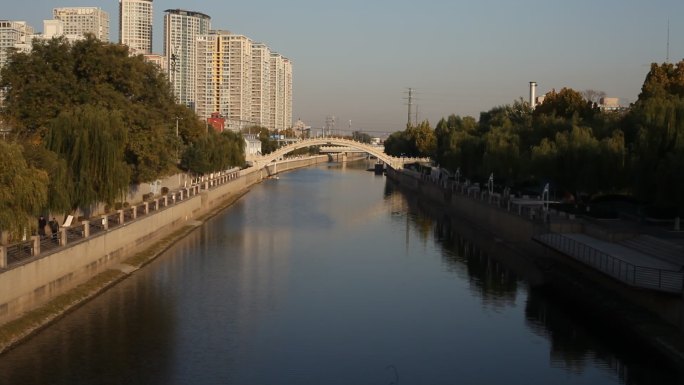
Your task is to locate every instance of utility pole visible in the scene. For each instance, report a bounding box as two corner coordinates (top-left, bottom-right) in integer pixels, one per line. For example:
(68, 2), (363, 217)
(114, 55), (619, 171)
(407, 87), (413, 127)
(170, 46), (179, 103)
(666, 18), (670, 63)
(174, 116), (183, 162)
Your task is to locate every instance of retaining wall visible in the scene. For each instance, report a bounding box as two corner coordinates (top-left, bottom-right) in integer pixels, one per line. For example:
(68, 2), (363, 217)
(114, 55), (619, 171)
(386, 168), (684, 331)
(0, 155), (328, 326)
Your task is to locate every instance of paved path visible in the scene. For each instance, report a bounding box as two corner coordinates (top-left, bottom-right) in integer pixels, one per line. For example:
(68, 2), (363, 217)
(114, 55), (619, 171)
(562, 233), (680, 270)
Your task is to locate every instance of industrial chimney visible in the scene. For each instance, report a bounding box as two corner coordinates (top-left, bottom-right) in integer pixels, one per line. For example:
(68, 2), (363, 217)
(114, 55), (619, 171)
(529, 81), (537, 109)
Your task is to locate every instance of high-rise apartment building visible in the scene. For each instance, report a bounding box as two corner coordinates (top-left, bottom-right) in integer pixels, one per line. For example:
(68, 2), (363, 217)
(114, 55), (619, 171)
(0, 20), (33, 107)
(196, 31), (252, 131)
(251, 43), (271, 128)
(53, 7), (109, 41)
(119, 0), (153, 55)
(283, 57), (293, 131)
(164, 9), (211, 109)
(269, 53), (293, 131)
(0, 20), (34, 69)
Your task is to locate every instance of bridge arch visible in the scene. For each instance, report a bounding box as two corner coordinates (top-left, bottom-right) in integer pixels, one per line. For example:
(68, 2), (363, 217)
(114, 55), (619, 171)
(251, 137), (426, 170)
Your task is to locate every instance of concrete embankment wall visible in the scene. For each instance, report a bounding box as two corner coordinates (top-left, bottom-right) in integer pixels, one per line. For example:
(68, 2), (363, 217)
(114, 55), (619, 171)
(0, 155), (329, 326)
(387, 168), (684, 363)
(387, 169), (551, 285)
(388, 169), (546, 244)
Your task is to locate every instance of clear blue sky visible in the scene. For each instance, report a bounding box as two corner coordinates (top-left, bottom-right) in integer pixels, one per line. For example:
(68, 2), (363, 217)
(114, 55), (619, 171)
(8, 0), (684, 134)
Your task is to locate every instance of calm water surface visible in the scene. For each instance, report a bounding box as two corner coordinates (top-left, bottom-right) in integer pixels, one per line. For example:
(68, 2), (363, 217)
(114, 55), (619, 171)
(0, 161), (680, 384)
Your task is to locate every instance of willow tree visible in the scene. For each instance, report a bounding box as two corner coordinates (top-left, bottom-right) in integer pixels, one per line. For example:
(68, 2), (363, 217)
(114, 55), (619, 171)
(0, 141), (49, 236)
(531, 125), (601, 198)
(45, 105), (130, 213)
(181, 130), (245, 175)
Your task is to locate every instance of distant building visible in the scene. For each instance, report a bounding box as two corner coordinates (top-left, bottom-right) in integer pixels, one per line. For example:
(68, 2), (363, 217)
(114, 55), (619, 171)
(143, 54), (167, 72)
(196, 30), (252, 131)
(119, 0), (153, 55)
(269, 53), (293, 131)
(207, 112), (225, 132)
(599, 97), (621, 112)
(164, 9), (211, 109)
(53, 7), (109, 42)
(0, 20), (33, 107)
(292, 118), (310, 137)
(251, 42), (272, 128)
(243, 134), (262, 160)
(0, 20), (34, 69)
(41, 19), (65, 39)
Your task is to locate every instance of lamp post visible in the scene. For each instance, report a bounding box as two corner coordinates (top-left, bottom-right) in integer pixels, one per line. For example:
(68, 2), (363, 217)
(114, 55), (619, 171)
(174, 116), (183, 162)
(170, 52), (179, 103)
(488, 173), (494, 195)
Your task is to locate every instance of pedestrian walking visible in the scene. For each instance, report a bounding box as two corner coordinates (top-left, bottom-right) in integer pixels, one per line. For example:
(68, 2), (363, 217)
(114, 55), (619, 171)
(38, 216), (47, 236)
(49, 218), (59, 242)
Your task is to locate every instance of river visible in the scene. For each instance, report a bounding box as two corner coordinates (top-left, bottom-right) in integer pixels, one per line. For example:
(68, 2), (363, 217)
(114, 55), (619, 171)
(0, 161), (680, 384)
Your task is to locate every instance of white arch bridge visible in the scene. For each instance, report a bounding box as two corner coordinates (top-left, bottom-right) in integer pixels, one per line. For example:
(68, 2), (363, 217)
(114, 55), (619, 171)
(250, 137), (429, 170)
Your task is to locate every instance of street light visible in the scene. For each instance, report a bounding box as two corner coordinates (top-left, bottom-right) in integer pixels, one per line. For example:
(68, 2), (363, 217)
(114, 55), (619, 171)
(170, 52), (179, 103)
(488, 173), (494, 195)
(174, 116), (183, 162)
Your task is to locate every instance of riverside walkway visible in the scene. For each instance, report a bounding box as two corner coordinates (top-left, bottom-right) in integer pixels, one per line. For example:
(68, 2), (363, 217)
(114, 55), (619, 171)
(400, 166), (684, 295)
(534, 233), (683, 294)
(0, 167), (241, 270)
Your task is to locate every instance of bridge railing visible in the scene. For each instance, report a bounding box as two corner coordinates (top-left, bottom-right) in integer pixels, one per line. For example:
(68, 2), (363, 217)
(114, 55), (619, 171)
(252, 137), (431, 170)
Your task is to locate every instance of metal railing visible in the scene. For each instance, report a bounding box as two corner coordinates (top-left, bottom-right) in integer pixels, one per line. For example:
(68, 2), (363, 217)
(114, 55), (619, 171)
(0, 167), (242, 270)
(535, 233), (683, 294)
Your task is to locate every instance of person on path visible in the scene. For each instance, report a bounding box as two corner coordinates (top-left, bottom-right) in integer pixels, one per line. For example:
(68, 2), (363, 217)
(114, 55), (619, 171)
(38, 216), (47, 237)
(49, 218), (59, 242)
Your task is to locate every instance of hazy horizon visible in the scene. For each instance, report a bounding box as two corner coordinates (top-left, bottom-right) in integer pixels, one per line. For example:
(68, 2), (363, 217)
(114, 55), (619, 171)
(7, 0), (684, 135)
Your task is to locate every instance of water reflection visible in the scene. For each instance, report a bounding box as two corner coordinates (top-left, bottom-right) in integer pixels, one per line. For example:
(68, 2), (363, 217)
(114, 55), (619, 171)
(384, 179), (683, 385)
(0, 257), (180, 385)
(525, 288), (681, 385)
(0, 162), (682, 385)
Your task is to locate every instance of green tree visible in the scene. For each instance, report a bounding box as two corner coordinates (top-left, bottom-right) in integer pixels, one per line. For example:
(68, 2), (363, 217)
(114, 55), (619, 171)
(21, 143), (72, 214)
(638, 62), (684, 100)
(383, 130), (412, 157)
(352, 131), (372, 143)
(628, 94), (684, 214)
(0, 35), (198, 183)
(407, 120), (436, 157)
(596, 130), (627, 193)
(482, 127), (521, 186)
(44, 105), (130, 213)
(433, 114), (478, 172)
(384, 121), (435, 158)
(534, 87), (596, 122)
(0, 141), (49, 236)
(531, 125), (600, 198)
(181, 130), (246, 175)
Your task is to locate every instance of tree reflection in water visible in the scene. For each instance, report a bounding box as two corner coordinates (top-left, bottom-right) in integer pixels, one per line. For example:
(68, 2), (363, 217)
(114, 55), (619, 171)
(384, 180), (683, 385)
